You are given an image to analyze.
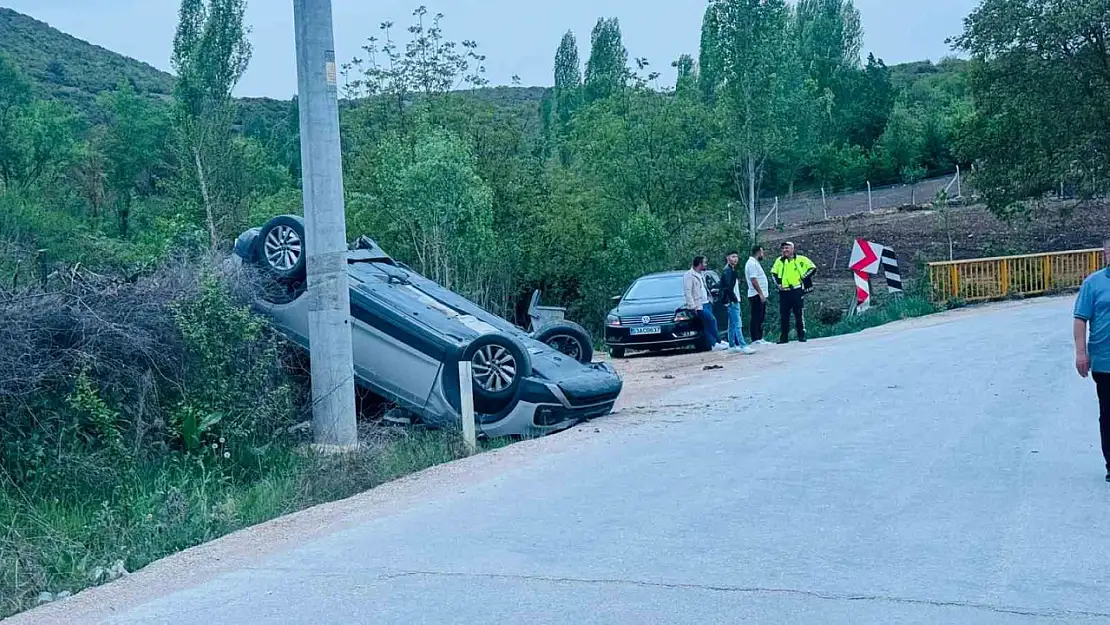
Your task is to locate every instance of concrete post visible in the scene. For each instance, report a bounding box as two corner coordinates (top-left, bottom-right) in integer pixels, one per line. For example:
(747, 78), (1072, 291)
(458, 362), (477, 453)
(293, 0), (358, 450)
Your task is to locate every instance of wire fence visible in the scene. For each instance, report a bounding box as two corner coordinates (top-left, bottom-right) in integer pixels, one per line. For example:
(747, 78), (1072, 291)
(755, 170), (968, 231)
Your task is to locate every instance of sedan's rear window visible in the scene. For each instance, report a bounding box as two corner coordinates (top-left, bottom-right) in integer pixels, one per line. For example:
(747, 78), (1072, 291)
(625, 275), (683, 300)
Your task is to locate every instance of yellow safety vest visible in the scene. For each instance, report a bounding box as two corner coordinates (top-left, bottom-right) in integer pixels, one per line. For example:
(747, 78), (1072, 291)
(771, 255), (816, 289)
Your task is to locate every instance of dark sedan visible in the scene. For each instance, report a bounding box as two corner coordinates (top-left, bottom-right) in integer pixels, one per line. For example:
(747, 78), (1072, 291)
(603, 270), (728, 358)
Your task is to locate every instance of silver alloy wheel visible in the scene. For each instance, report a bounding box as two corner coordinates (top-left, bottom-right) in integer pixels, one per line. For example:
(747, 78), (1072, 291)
(471, 344), (517, 392)
(545, 335), (582, 361)
(264, 225), (302, 271)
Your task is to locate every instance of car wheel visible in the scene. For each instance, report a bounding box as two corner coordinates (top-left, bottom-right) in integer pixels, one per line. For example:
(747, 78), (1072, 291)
(258, 215), (307, 283)
(533, 320), (594, 364)
(609, 346), (626, 359)
(462, 333), (532, 414)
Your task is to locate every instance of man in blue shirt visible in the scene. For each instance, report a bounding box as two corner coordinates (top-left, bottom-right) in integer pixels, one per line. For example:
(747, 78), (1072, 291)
(1073, 244), (1110, 483)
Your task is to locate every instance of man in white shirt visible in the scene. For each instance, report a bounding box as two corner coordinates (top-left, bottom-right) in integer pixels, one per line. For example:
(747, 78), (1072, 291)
(683, 256), (727, 352)
(744, 245), (770, 345)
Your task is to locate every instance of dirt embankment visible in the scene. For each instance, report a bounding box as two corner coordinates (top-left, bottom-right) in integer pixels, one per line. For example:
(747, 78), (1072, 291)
(758, 201), (1110, 283)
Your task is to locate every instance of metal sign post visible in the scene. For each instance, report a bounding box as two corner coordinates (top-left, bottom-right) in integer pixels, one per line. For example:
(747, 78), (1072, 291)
(293, 0), (358, 450)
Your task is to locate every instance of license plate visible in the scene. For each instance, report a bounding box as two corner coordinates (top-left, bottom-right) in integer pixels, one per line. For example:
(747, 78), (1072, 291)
(630, 326), (662, 336)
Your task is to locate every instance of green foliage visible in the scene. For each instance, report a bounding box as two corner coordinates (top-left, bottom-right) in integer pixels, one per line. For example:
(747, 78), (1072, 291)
(171, 0), (253, 248)
(877, 101), (926, 180)
(553, 30), (582, 158)
(97, 82), (171, 235)
(0, 73), (81, 191)
(68, 371), (128, 463)
(585, 18), (629, 102)
(172, 277), (296, 451)
(351, 129), (496, 296)
(794, 0), (863, 94)
(954, 0), (1110, 215)
(702, 0), (810, 232)
(0, 8), (174, 117)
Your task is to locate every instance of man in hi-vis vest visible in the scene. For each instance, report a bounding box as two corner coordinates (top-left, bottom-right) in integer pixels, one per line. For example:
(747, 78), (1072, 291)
(771, 241), (816, 344)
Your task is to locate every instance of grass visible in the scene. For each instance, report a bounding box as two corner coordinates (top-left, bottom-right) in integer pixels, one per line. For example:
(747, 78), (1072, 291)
(806, 295), (941, 339)
(0, 428), (507, 619)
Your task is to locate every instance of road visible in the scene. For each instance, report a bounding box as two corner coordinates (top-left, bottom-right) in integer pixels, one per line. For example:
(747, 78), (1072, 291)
(12, 297), (1110, 624)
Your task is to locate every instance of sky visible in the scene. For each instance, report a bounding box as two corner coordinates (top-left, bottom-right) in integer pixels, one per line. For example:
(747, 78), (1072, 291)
(3, 0), (979, 99)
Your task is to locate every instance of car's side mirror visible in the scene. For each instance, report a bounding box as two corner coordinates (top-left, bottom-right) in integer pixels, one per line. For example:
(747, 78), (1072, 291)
(610, 295), (622, 303)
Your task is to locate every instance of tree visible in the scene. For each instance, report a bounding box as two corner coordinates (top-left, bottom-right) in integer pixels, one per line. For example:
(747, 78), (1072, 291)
(98, 83), (169, 236)
(954, 0), (1110, 215)
(0, 53), (33, 191)
(170, 0), (252, 247)
(353, 130), (496, 298)
(794, 0), (862, 95)
(701, 0), (805, 236)
(673, 54), (698, 97)
(0, 100), (79, 192)
(698, 8), (722, 102)
(877, 101), (926, 184)
(553, 30), (582, 163)
(584, 18), (628, 102)
(837, 53), (895, 148)
(554, 31), (582, 99)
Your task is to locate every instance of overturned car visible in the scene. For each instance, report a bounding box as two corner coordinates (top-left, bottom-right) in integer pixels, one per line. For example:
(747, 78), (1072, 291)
(231, 215), (622, 438)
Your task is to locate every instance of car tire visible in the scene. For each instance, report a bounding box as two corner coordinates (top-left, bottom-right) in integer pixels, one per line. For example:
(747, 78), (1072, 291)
(257, 215), (307, 283)
(533, 320), (594, 364)
(462, 333), (532, 414)
(609, 346), (626, 359)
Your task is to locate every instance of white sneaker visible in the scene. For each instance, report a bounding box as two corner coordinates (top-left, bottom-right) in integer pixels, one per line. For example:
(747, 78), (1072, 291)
(754, 340), (770, 346)
(712, 343), (729, 352)
(741, 346), (756, 355)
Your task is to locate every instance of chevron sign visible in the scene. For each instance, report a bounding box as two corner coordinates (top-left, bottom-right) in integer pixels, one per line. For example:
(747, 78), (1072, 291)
(849, 239), (902, 314)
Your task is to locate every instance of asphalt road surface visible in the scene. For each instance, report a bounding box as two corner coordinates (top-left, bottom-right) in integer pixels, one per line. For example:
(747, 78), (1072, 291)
(15, 297), (1110, 624)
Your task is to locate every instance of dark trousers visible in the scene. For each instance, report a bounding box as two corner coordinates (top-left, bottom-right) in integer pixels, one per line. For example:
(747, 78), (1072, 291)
(748, 295), (766, 342)
(1091, 373), (1110, 472)
(778, 289), (805, 342)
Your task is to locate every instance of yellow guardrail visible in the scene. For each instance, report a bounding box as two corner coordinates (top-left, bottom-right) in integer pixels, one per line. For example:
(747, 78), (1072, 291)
(927, 248), (1104, 303)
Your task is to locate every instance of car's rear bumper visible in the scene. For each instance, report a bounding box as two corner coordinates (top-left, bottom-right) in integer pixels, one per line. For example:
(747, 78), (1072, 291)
(482, 364), (622, 438)
(481, 398), (617, 438)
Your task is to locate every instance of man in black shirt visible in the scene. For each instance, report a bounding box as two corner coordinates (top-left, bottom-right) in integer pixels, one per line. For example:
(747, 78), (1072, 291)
(720, 251), (755, 354)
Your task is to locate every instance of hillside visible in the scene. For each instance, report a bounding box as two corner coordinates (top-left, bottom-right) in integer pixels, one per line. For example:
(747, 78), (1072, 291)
(0, 7), (175, 111)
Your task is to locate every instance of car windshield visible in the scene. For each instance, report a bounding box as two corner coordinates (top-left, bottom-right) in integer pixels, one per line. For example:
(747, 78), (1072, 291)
(625, 275), (683, 301)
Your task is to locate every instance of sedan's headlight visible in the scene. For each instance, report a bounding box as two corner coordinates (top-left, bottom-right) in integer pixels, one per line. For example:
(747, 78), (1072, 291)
(674, 310), (694, 322)
(606, 313), (621, 327)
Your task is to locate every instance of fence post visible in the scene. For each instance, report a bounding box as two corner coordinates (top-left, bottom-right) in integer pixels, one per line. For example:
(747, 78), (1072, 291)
(774, 196), (779, 227)
(956, 165), (962, 198)
(821, 187), (828, 220)
(1000, 259), (1010, 296)
(949, 264), (960, 300)
(458, 361), (477, 453)
(867, 181), (873, 213)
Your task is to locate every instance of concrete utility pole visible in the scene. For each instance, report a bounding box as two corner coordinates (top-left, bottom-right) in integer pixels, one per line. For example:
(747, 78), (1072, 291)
(293, 0), (358, 450)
